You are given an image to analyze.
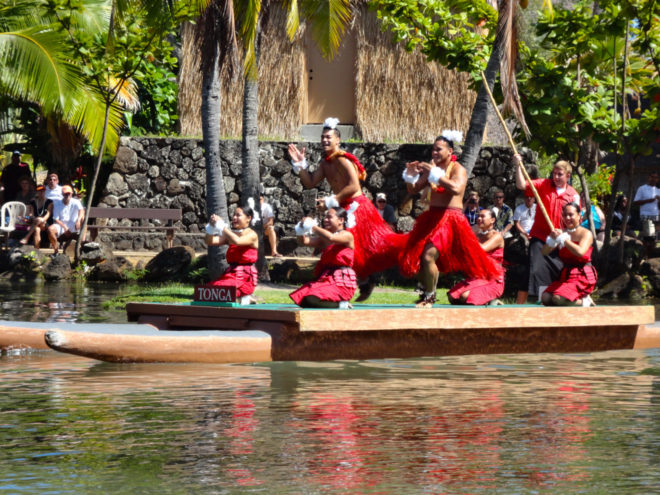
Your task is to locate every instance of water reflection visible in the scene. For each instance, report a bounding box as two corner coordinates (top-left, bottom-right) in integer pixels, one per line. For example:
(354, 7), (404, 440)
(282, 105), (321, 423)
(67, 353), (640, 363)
(1, 350), (658, 493)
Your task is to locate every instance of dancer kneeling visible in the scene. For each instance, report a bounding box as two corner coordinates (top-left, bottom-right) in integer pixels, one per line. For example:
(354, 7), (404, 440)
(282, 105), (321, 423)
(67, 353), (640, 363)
(541, 202), (597, 306)
(205, 206), (259, 302)
(448, 209), (505, 305)
(290, 208), (357, 308)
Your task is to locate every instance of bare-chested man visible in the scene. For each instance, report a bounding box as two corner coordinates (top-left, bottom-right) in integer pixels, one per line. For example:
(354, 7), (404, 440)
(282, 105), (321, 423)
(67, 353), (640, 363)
(288, 118), (405, 301)
(399, 132), (501, 307)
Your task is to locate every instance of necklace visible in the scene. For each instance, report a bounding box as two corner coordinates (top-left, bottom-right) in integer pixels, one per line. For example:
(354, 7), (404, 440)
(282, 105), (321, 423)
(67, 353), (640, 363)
(478, 228), (494, 235)
(566, 226), (578, 233)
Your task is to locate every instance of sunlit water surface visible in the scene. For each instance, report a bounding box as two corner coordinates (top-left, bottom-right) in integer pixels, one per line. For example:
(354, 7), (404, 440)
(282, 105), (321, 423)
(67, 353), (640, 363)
(0, 282), (659, 493)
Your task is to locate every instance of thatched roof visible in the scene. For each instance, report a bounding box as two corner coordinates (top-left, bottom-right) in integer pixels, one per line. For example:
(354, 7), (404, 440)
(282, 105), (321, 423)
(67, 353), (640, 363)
(178, 6), (476, 142)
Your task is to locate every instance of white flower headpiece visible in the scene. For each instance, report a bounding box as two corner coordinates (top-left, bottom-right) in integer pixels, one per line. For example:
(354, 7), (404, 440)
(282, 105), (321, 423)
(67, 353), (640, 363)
(247, 197), (260, 225)
(441, 129), (463, 144)
(323, 117), (340, 129)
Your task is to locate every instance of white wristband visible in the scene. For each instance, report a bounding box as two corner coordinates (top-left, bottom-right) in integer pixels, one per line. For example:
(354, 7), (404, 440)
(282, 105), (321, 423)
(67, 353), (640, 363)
(427, 166), (446, 185)
(324, 195), (340, 209)
(545, 235), (558, 248)
(402, 168), (419, 185)
(295, 218), (317, 236)
(205, 219), (226, 235)
(291, 158), (308, 174)
(556, 232), (570, 248)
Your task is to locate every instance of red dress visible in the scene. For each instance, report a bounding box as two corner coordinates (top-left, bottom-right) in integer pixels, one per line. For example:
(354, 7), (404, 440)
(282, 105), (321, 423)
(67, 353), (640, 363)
(447, 246), (505, 305)
(340, 194), (407, 279)
(207, 244), (258, 297)
(290, 244), (357, 305)
(545, 246), (597, 301)
(399, 206), (502, 281)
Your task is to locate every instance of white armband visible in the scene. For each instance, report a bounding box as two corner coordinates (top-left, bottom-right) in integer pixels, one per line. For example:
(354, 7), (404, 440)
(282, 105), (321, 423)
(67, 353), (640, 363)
(427, 166), (446, 185)
(545, 235), (558, 248)
(295, 218), (317, 236)
(291, 158), (308, 174)
(205, 217), (226, 235)
(556, 232), (570, 248)
(324, 195), (340, 209)
(402, 168), (420, 185)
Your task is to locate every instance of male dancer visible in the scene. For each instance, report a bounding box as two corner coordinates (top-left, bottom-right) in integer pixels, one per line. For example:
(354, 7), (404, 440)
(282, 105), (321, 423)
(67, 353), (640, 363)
(399, 131), (501, 307)
(288, 118), (405, 300)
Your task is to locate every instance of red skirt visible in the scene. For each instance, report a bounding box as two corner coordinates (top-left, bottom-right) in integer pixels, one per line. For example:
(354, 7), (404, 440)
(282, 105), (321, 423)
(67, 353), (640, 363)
(448, 277), (505, 305)
(207, 264), (258, 297)
(290, 267), (357, 305)
(399, 207), (502, 280)
(545, 264), (597, 302)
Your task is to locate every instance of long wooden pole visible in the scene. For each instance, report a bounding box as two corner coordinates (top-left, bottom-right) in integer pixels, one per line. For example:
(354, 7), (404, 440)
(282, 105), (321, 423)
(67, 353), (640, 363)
(480, 71), (554, 231)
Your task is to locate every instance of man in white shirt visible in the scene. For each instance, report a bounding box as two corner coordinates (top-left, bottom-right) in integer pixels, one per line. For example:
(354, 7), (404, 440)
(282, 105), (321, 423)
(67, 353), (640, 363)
(260, 195), (282, 257)
(44, 172), (63, 201)
(513, 195), (536, 239)
(633, 172), (659, 254)
(47, 185), (84, 254)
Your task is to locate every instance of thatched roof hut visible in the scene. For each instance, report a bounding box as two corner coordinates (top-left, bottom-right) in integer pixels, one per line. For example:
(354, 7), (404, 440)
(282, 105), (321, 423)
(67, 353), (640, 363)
(178, 5), (476, 143)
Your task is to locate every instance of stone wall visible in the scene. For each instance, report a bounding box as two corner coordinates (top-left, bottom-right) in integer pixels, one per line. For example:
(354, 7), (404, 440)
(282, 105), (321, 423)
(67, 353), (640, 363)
(97, 137), (538, 252)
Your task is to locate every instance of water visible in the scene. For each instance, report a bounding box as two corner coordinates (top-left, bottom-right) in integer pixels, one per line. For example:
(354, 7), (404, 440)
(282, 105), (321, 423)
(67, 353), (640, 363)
(0, 283), (659, 493)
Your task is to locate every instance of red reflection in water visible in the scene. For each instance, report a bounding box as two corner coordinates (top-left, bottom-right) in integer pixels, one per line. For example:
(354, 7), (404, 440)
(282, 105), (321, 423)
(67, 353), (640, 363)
(224, 390), (263, 486)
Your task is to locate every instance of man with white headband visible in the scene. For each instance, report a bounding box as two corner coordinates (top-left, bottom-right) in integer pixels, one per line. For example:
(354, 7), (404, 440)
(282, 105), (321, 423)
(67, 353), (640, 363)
(399, 131), (501, 307)
(288, 118), (405, 301)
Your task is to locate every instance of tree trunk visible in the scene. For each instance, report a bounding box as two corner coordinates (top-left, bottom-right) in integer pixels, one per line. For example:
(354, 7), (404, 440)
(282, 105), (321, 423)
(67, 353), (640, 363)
(461, 41), (501, 175)
(202, 48), (229, 280)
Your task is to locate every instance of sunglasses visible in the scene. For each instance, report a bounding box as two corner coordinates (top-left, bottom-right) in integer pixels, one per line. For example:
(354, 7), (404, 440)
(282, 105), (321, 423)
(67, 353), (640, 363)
(495, 196), (504, 199)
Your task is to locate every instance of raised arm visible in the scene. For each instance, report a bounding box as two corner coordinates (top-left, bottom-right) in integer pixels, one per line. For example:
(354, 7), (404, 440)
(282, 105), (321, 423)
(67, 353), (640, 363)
(288, 143), (324, 188)
(222, 227), (258, 248)
(513, 154), (527, 190)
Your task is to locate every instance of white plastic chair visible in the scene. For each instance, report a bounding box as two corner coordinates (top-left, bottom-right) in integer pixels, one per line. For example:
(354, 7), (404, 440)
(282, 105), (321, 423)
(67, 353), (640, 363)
(0, 201), (27, 248)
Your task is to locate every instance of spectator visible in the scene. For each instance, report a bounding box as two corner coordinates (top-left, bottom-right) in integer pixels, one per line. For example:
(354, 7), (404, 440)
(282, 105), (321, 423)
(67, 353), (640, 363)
(513, 195), (536, 239)
(15, 175), (35, 205)
(374, 192), (397, 230)
(611, 194), (633, 237)
(20, 185), (53, 248)
(464, 191), (482, 231)
(1, 151), (30, 202)
(47, 185), (84, 254)
(44, 172), (63, 201)
(580, 193), (605, 242)
(260, 195), (282, 257)
(633, 172), (659, 254)
(490, 189), (513, 239)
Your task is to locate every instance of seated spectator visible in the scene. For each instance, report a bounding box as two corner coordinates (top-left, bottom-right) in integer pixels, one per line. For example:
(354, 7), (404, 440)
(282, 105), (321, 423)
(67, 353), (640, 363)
(611, 194), (633, 237)
(580, 193), (605, 242)
(633, 171), (659, 256)
(464, 191), (482, 232)
(513, 195), (536, 240)
(490, 189), (513, 239)
(47, 185), (84, 254)
(290, 207), (357, 308)
(448, 209), (505, 306)
(1, 151), (30, 203)
(260, 195), (282, 257)
(541, 202), (597, 307)
(44, 172), (63, 201)
(15, 175), (35, 204)
(20, 185), (53, 248)
(374, 193), (397, 230)
(204, 206), (259, 302)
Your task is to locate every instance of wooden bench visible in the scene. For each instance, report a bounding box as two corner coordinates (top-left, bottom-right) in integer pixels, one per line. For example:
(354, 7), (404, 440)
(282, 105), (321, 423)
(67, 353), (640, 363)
(87, 207), (182, 248)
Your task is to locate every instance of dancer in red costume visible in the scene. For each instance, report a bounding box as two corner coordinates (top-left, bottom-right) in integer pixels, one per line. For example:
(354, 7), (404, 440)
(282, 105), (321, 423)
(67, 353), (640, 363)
(541, 202), (597, 306)
(399, 132), (501, 307)
(205, 205), (259, 300)
(448, 208), (505, 305)
(290, 207), (357, 308)
(288, 118), (406, 301)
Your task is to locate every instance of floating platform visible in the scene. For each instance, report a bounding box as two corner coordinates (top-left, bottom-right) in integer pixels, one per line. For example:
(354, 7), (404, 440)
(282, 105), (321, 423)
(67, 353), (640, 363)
(36, 302), (660, 363)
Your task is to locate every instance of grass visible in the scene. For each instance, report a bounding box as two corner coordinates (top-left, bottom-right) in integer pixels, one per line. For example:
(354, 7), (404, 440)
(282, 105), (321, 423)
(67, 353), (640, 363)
(103, 283), (451, 310)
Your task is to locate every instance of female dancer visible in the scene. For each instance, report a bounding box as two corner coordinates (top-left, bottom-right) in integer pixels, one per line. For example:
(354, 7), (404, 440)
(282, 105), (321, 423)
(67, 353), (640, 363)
(448, 208), (505, 305)
(205, 205), (259, 302)
(290, 207), (357, 308)
(541, 202), (597, 306)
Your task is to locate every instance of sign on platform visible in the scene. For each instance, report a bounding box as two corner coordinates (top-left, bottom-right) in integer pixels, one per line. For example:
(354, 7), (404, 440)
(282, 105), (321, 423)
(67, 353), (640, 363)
(194, 285), (236, 302)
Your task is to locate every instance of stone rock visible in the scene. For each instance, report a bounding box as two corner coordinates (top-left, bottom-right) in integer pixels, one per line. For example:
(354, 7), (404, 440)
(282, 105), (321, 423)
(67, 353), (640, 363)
(143, 245), (196, 282)
(640, 258), (660, 296)
(598, 272), (630, 299)
(397, 216), (415, 233)
(88, 256), (134, 282)
(167, 179), (185, 195)
(126, 173), (150, 193)
(104, 173), (129, 196)
(268, 258), (316, 283)
(42, 254), (72, 281)
(114, 146), (138, 174)
(80, 242), (113, 266)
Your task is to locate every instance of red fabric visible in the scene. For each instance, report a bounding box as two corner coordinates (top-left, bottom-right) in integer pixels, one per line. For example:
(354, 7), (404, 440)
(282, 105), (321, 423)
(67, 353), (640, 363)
(399, 207), (502, 280)
(207, 245), (258, 297)
(340, 194), (407, 279)
(527, 178), (579, 241)
(290, 244), (357, 305)
(545, 246), (597, 301)
(447, 247), (505, 304)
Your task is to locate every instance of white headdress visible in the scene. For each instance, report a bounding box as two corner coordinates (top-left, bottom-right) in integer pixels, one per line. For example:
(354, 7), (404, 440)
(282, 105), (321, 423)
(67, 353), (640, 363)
(441, 129), (464, 144)
(323, 117), (340, 129)
(247, 197), (260, 225)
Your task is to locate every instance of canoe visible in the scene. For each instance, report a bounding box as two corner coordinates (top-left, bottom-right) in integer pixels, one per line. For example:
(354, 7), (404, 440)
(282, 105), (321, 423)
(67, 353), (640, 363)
(38, 302), (659, 363)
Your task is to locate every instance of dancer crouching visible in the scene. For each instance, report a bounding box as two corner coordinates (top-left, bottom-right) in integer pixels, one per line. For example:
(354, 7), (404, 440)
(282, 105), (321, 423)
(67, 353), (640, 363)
(205, 205), (259, 303)
(448, 208), (505, 305)
(541, 202), (597, 306)
(290, 207), (357, 308)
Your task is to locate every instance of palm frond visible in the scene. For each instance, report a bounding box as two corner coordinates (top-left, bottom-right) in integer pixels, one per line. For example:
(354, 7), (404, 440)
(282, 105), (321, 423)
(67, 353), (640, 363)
(301, 0), (352, 60)
(283, 0), (300, 41)
(495, 0), (530, 138)
(236, 0), (261, 78)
